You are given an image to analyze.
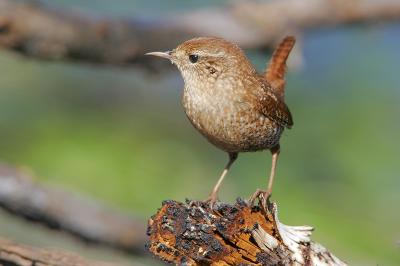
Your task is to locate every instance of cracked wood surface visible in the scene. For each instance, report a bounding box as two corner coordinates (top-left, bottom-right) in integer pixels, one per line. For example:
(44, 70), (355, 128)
(147, 200), (346, 266)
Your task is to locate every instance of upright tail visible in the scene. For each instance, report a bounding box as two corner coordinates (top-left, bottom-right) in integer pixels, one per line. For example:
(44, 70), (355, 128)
(265, 36), (296, 100)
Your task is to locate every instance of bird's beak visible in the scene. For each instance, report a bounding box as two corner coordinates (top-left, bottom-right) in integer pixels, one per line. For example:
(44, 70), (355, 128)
(145, 51), (171, 59)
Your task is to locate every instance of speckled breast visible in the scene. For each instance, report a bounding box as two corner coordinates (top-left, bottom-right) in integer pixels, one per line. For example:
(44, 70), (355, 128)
(182, 86), (283, 153)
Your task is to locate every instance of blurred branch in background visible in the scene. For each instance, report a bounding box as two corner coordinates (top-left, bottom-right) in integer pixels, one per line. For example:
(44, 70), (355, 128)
(0, 237), (118, 266)
(0, 164), (147, 255)
(0, 0), (399, 68)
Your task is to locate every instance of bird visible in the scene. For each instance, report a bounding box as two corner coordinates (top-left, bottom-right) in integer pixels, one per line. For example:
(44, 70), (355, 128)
(146, 36), (295, 206)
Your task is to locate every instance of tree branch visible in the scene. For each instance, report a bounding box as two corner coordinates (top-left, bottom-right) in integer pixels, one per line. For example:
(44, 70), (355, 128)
(0, 0), (399, 67)
(0, 237), (118, 266)
(147, 199), (346, 265)
(0, 163), (146, 254)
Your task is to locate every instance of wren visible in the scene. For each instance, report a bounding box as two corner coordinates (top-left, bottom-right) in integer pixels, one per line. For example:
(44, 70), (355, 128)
(146, 36), (295, 206)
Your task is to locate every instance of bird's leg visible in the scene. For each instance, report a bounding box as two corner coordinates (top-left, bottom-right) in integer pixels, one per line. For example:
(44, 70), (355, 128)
(206, 152), (238, 207)
(267, 146), (280, 196)
(249, 145), (280, 208)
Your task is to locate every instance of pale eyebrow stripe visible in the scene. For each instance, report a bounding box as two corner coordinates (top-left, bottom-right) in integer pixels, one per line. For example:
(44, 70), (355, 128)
(196, 50), (225, 57)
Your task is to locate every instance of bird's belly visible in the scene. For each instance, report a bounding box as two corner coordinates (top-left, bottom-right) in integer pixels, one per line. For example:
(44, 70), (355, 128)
(183, 99), (282, 152)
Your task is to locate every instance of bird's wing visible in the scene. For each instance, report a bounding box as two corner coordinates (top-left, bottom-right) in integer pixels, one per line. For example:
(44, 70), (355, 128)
(253, 82), (294, 129)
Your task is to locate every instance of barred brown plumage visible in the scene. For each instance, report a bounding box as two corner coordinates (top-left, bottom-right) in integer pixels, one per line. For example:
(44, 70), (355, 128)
(146, 36), (295, 207)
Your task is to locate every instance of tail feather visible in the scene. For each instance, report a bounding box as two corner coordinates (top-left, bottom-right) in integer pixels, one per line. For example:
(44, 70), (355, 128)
(265, 36), (296, 99)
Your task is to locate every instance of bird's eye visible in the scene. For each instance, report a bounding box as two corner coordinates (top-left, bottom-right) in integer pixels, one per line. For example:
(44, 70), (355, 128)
(189, 54), (199, 63)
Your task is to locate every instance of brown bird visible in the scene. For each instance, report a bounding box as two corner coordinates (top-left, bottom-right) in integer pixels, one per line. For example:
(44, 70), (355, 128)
(146, 36), (295, 206)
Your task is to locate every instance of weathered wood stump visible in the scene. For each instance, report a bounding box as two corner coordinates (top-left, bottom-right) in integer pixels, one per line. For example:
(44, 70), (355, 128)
(147, 198), (346, 266)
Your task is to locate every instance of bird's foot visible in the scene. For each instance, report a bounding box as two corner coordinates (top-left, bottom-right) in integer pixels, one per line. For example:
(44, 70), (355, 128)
(248, 189), (272, 209)
(205, 193), (219, 210)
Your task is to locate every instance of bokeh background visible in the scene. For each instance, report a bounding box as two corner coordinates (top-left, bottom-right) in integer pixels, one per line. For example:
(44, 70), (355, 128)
(0, 1), (399, 265)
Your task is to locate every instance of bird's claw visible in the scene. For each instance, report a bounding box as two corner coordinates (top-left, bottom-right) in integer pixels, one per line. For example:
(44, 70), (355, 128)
(205, 194), (219, 210)
(248, 189), (272, 209)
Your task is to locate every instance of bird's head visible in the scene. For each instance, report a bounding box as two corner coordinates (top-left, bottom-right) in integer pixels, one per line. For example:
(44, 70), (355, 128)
(146, 37), (255, 84)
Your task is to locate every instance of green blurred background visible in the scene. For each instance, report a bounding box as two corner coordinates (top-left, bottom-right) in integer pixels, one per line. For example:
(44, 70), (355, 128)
(0, 1), (399, 265)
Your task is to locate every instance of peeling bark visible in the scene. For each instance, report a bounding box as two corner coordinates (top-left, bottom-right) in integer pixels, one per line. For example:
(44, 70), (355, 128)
(147, 199), (346, 266)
